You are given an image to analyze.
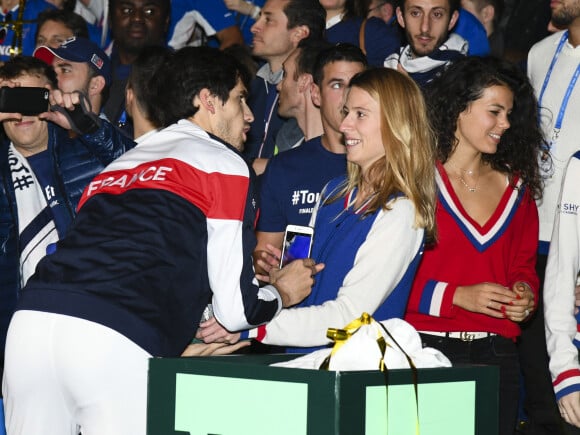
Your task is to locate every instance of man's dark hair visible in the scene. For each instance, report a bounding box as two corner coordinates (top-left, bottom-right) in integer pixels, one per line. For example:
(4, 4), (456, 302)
(398, 0), (460, 13)
(128, 46), (173, 127)
(312, 43), (368, 86)
(35, 9), (89, 43)
(294, 39), (332, 80)
(284, 0), (326, 41)
(153, 47), (251, 127)
(0, 56), (58, 88)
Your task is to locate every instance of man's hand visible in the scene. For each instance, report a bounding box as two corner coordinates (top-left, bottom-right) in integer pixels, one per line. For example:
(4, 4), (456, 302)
(196, 317), (241, 344)
(559, 391), (580, 428)
(181, 341), (250, 357)
(269, 258), (324, 307)
(40, 89), (84, 130)
(252, 158), (269, 175)
(255, 243), (324, 307)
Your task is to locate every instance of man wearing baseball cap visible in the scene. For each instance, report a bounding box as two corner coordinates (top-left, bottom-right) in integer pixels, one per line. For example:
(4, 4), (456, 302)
(33, 37), (111, 116)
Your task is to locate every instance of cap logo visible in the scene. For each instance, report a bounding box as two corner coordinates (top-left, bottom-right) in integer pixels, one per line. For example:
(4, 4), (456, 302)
(91, 54), (104, 70)
(62, 36), (76, 47)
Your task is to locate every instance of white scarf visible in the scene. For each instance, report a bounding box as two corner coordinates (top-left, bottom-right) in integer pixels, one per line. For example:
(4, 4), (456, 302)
(9, 144), (59, 286)
(384, 33), (468, 74)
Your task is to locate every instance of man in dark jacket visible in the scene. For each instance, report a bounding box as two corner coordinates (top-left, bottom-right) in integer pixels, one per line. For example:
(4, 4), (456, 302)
(0, 56), (134, 387)
(2, 47), (320, 435)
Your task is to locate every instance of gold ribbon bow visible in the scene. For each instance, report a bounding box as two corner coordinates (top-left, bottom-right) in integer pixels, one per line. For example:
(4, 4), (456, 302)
(319, 312), (387, 371)
(319, 313), (420, 435)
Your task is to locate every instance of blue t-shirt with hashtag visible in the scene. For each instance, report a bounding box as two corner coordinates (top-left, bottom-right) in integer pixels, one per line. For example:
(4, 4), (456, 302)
(257, 136), (346, 232)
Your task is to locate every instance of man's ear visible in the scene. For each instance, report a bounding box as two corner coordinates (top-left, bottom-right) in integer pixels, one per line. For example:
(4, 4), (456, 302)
(125, 86), (134, 106)
(297, 73), (312, 94)
(448, 9), (460, 30)
(481, 4), (495, 26)
(310, 82), (321, 108)
(396, 6), (406, 28)
(125, 86), (134, 116)
(290, 25), (309, 45)
(88, 75), (106, 97)
(198, 88), (217, 114)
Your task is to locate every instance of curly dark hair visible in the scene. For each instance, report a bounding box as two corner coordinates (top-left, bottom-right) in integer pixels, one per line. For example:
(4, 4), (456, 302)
(424, 56), (546, 200)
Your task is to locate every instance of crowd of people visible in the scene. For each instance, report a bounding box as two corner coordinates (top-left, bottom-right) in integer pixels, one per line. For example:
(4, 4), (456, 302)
(0, 0), (577, 434)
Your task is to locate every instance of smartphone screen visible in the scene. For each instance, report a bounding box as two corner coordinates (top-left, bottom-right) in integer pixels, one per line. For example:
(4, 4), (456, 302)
(280, 225), (314, 268)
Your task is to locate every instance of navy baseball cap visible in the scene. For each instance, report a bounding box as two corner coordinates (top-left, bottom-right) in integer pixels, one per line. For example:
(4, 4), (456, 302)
(33, 37), (111, 86)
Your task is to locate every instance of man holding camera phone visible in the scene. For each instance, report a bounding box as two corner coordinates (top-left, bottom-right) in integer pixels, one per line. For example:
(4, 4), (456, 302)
(0, 56), (134, 400)
(33, 36), (111, 117)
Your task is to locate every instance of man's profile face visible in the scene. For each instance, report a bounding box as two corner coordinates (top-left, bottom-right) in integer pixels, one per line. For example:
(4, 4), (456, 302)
(250, 0), (297, 65)
(276, 48), (302, 119)
(2, 74), (50, 157)
(212, 80), (254, 151)
(396, 0), (458, 58)
(111, 0), (169, 55)
(36, 19), (75, 48)
(52, 58), (91, 95)
(551, 0), (580, 28)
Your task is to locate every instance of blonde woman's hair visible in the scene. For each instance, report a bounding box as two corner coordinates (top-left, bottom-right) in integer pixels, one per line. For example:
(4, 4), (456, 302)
(331, 68), (437, 241)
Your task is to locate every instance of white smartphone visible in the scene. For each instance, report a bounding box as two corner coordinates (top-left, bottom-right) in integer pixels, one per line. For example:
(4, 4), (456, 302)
(279, 224), (314, 268)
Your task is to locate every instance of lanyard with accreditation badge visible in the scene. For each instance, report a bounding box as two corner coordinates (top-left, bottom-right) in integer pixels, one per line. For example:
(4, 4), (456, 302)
(537, 30), (580, 162)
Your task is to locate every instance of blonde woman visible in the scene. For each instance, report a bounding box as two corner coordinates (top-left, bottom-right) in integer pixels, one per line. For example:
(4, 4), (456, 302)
(198, 68), (437, 352)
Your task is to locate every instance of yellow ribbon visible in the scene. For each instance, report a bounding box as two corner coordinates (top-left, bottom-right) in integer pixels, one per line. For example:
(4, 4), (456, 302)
(319, 313), (420, 435)
(320, 313), (387, 371)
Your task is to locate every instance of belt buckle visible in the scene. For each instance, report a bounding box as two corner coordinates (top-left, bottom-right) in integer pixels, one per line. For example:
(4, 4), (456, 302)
(460, 331), (475, 342)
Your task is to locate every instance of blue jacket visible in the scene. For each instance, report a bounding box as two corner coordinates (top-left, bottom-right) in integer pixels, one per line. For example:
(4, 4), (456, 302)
(0, 121), (135, 369)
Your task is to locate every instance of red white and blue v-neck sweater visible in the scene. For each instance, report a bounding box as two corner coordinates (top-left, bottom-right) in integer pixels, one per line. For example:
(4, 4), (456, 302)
(405, 162), (539, 340)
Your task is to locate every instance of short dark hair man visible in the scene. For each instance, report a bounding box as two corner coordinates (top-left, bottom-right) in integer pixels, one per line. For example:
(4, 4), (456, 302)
(35, 8), (90, 48)
(3, 47), (321, 434)
(244, 0), (326, 174)
(103, 0), (170, 133)
(34, 37), (111, 115)
(385, 0), (467, 87)
(255, 43), (367, 266)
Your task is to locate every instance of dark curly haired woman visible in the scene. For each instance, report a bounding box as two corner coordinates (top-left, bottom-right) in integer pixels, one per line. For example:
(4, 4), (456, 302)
(404, 55), (545, 435)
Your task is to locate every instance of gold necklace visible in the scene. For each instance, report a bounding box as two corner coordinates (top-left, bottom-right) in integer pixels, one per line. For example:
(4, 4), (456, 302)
(448, 163), (480, 193)
(458, 174), (478, 192)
